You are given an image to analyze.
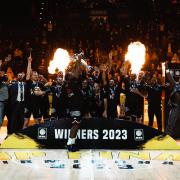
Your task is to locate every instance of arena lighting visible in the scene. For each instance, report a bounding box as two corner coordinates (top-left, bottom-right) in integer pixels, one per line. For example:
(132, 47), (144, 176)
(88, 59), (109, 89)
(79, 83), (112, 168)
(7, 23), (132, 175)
(125, 41), (146, 75)
(48, 48), (70, 78)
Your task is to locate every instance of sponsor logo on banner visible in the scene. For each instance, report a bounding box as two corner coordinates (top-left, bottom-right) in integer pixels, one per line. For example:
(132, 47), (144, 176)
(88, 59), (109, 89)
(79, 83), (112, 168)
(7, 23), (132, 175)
(175, 69), (180, 77)
(134, 129), (144, 141)
(38, 127), (47, 139)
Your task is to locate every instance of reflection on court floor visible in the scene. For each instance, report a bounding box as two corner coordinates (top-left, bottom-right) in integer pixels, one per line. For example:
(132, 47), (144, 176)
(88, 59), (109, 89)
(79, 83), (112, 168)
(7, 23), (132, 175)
(0, 149), (180, 180)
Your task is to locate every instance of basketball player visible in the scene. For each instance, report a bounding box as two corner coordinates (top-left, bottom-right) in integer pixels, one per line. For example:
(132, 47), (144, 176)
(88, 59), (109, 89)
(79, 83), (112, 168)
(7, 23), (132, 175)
(65, 53), (88, 152)
(165, 64), (180, 136)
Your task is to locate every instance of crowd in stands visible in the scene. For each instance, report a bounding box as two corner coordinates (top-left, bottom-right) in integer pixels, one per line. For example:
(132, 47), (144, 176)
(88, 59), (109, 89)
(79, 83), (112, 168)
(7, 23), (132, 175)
(0, 3), (179, 134)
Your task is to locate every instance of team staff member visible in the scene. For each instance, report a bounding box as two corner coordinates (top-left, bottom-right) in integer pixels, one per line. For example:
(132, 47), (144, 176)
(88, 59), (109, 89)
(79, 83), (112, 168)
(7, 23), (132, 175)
(9, 73), (26, 133)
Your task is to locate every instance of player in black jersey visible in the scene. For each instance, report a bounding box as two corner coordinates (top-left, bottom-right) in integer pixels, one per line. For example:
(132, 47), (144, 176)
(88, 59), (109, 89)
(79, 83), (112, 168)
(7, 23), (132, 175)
(65, 53), (88, 152)
(165, 65), (180, 136)
(51, 77), (67, 119)
(146, 77), (163, 131)
(24, 57), (49, 127)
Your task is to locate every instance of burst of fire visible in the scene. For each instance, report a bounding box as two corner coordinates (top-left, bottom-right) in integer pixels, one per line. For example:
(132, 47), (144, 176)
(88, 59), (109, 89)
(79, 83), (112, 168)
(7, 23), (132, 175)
(125, 41), (146, 74)
(48, 48), (70, 76)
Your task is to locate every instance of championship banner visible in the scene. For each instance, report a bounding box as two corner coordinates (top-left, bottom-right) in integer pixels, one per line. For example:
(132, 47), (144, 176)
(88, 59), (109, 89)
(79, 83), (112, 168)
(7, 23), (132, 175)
(1, 118), (179, 149)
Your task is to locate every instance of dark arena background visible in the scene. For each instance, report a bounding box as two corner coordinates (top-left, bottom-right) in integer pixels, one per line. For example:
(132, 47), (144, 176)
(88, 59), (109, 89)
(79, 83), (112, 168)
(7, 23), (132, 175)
(0, 0), (180, 180)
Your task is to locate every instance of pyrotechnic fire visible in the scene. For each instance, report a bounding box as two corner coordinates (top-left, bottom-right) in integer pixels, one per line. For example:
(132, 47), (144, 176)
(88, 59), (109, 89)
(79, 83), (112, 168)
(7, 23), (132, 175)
(125, 41), (146, 74)
(48, 48), (70, 76)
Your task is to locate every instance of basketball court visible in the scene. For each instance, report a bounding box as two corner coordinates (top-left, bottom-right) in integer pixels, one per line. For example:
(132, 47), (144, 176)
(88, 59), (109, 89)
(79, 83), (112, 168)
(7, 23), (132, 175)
(0, 149), (180, 180)
(0, 119), (180, 180)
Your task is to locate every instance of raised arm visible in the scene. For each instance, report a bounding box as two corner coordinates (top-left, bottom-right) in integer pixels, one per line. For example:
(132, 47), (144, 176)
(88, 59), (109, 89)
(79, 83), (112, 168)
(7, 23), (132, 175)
(166, 63), (176, 88)
(26, 57), (32, 80)
(72, 53), (88, 79)
(100, 64), (108, 86)
(131, 88), (148, 98)
(102, 98), (108, 118)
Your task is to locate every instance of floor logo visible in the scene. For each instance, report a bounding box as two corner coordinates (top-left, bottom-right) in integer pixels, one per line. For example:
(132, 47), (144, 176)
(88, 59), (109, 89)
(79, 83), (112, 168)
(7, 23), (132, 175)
(38, 127), (47, 139)
(134, 129), (144, 141)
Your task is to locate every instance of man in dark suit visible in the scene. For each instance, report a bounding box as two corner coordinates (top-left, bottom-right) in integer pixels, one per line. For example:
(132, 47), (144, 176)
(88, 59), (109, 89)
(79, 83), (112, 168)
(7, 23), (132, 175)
(9, 73), (26, 134)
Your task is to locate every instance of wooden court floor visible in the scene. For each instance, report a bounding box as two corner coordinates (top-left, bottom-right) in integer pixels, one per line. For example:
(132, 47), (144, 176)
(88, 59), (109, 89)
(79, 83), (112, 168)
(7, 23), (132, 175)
(0, 149), (180, 180)
(0, 127), (180, 180)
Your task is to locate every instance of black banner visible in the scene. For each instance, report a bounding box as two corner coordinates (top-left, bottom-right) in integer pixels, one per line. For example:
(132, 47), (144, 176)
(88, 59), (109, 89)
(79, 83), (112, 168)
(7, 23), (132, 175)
(1, 118), (173, 149)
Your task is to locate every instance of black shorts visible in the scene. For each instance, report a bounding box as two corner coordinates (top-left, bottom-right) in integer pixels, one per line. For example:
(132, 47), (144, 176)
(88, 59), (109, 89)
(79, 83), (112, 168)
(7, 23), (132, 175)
(24, 107), (41, 119)
(70, 111), (81, 124)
